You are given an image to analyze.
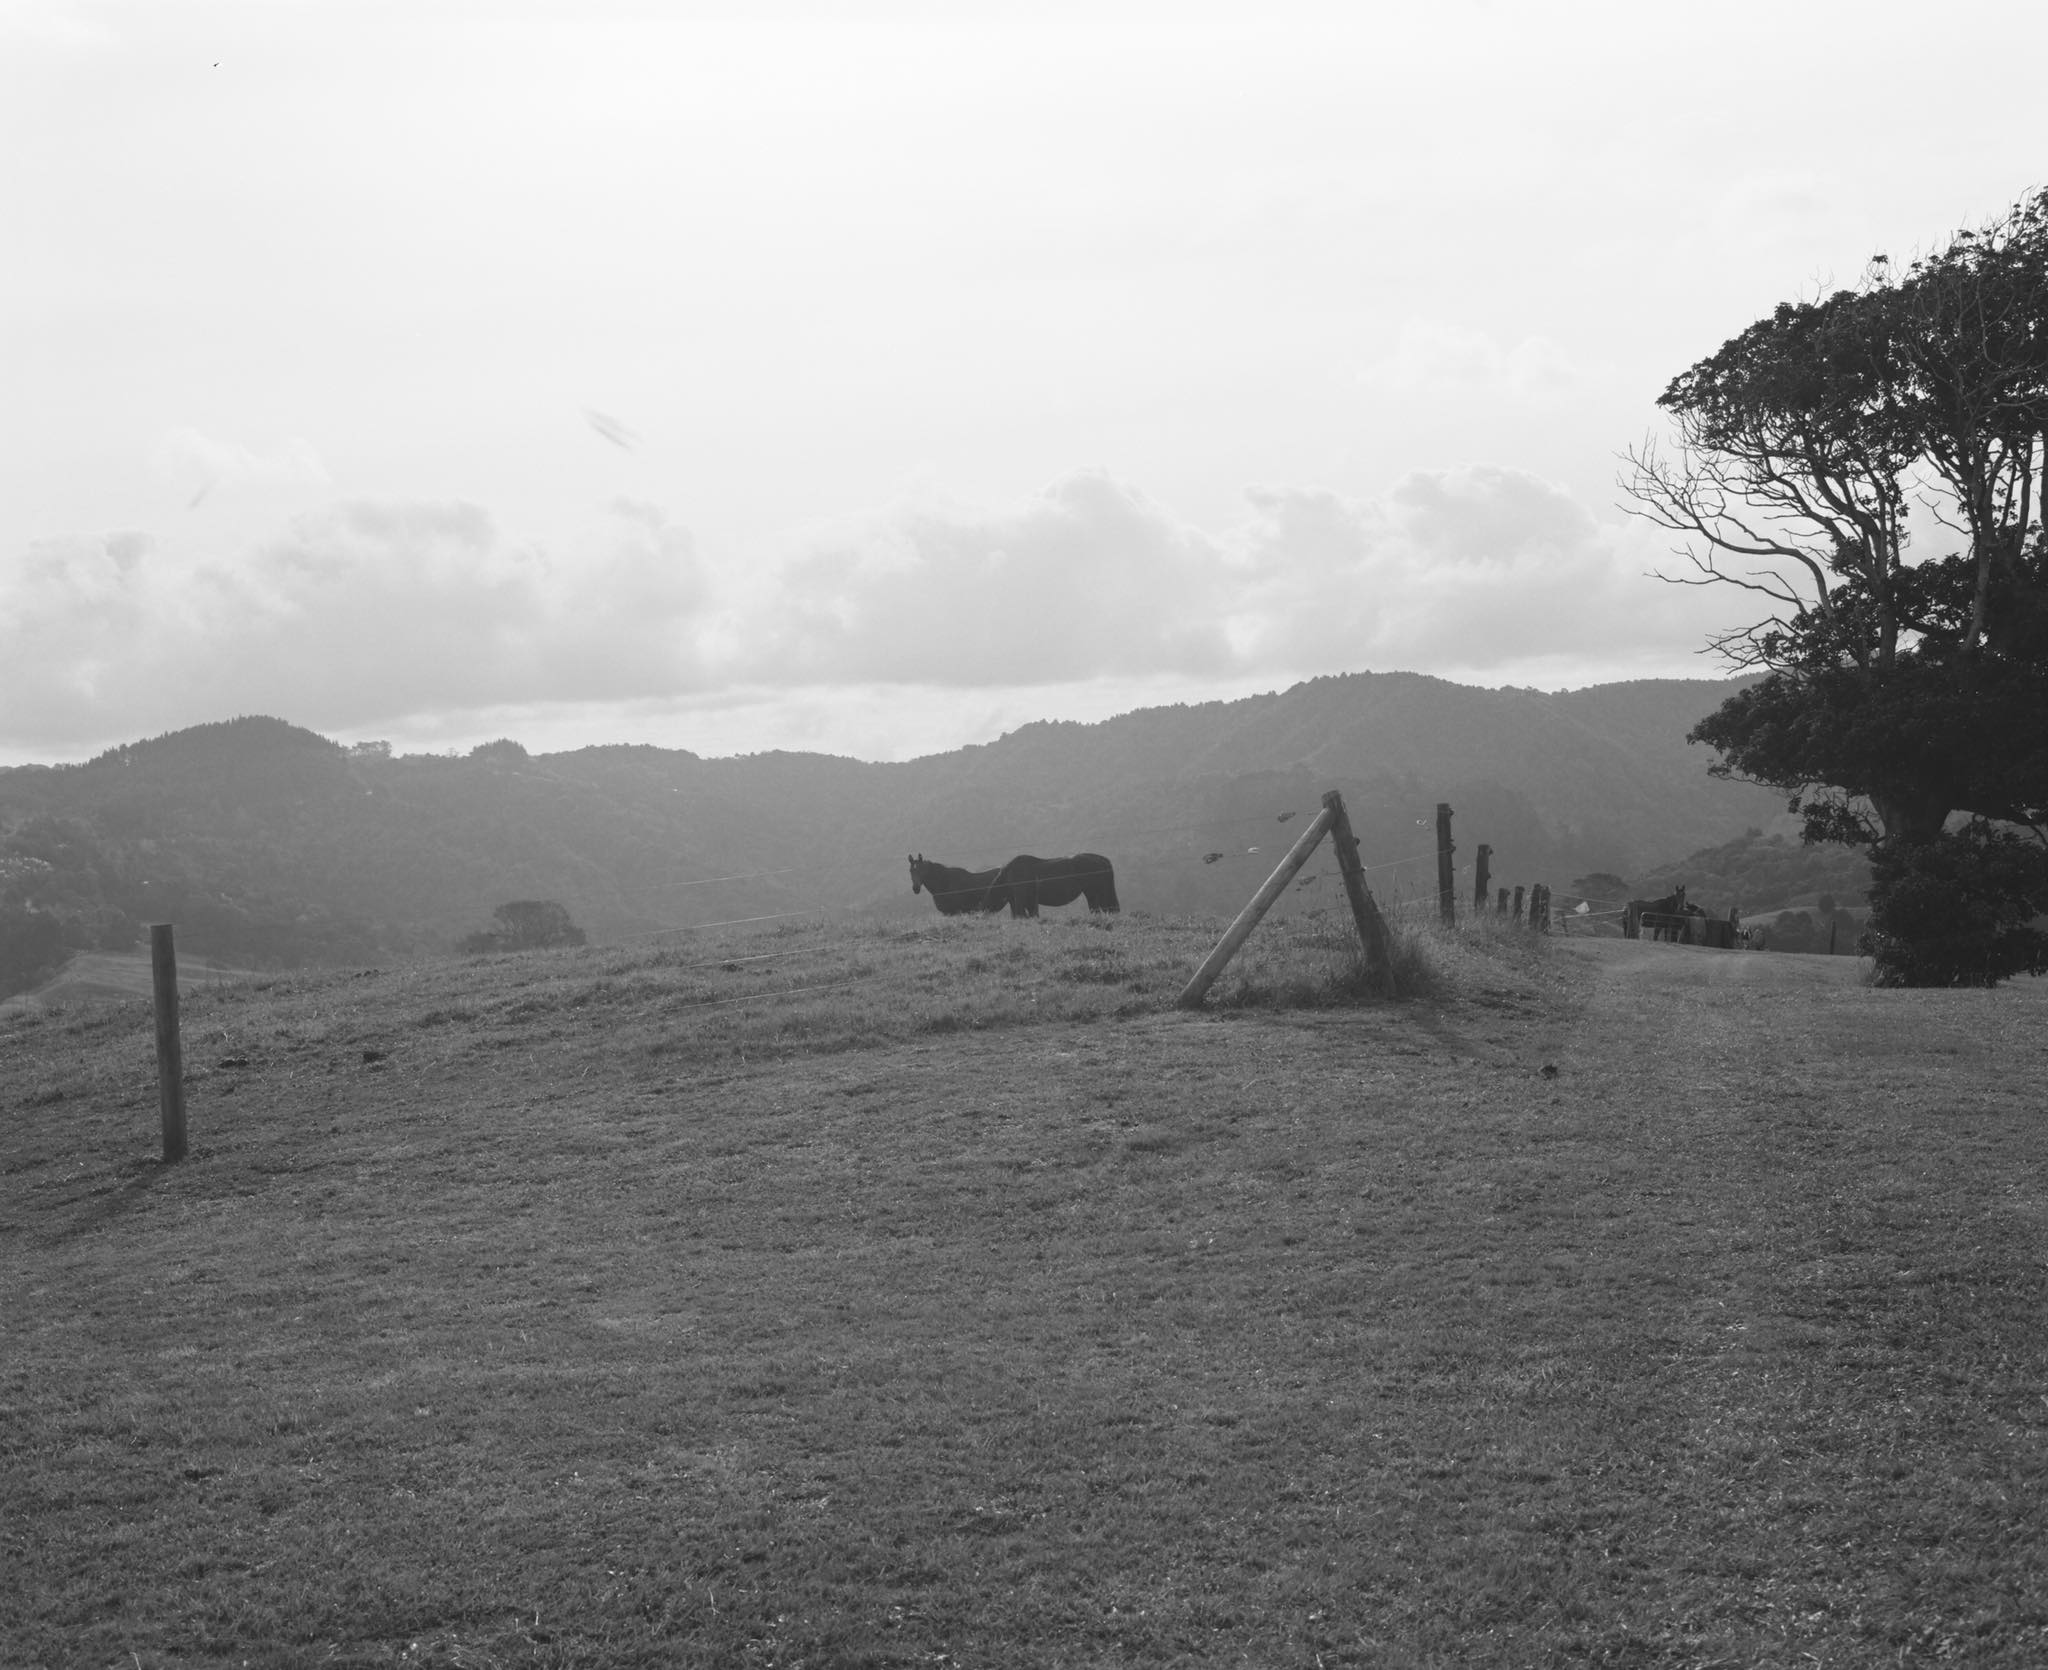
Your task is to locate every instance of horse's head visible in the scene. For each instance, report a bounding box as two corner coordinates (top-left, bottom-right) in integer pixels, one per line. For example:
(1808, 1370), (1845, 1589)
(1674, 883), (1687, 910)
(908, 854), (927, 895)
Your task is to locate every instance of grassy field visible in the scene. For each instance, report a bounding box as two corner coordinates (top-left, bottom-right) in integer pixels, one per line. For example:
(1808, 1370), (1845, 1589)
(3, 909), (2045, 1667)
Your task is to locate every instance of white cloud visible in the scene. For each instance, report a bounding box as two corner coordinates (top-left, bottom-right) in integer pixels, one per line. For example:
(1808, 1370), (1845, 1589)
(726, 470), (1238, 686)
(1712, 171), (1844, 254)
(150, 427), (330, 508)
(0, 498), (708, 746)
(1360, 320), (1587, 405)
(719, 464), (1725, 692)
(0, 0), (112, 48)
(1218, 467), (1718, 676)
(1228, 463), (1728, 672)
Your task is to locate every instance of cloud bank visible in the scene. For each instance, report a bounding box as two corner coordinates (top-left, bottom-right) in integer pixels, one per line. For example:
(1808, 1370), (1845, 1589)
(3, 498), (705, 745)
(741, 464), (1713, 689)
(150, 427), (331, 509)
(0, 464), (1730, 754)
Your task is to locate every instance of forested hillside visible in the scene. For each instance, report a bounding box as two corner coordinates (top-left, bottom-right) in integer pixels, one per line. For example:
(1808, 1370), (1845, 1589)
(0, 674), (1788, 987)
(1637, 828), (1874, 920)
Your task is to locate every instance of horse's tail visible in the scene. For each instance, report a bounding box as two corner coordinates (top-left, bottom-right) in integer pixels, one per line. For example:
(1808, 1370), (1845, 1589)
(1097, 864), (1120, 912)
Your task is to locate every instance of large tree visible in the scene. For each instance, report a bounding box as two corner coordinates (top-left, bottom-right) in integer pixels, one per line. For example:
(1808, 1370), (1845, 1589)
(1625, 191), (2048, 982)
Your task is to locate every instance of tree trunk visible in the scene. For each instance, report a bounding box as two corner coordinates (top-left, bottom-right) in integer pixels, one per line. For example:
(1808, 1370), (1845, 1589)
(1869, 788), (1952, 845)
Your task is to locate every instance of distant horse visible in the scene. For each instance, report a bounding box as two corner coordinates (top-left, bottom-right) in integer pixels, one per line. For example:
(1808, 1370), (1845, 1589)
(1626, 885), (1688, 942)
(908, 853), (1004, 916)
(984, 852), (1119, 918)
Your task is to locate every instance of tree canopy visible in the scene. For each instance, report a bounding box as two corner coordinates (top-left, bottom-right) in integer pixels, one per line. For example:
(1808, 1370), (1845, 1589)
(1627, 190), (2048, 982)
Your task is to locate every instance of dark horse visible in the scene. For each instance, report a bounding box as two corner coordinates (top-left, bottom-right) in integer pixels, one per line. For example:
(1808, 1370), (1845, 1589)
(908, 854), (1004, 916)
(984, 853), (1119, 918)
(1626, 885), (1689, 942)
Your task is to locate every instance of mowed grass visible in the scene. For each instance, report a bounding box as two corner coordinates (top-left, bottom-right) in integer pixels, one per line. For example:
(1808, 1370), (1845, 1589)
(3, 911), (2045, 1667)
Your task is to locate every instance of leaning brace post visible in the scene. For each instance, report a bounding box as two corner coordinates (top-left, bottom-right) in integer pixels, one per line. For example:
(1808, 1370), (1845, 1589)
(1322, 790), (1394, 993)
(151, 923), (186, 1163)
(1435, 803), (1455, 926)
(1177, 805), (1336, 1009)
(1473, 843), (1492, 913)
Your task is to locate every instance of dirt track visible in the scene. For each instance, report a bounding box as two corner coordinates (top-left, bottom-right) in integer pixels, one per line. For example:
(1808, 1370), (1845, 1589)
(1558, 932), (1868, 991)
(1540, 933), (2042, 1135)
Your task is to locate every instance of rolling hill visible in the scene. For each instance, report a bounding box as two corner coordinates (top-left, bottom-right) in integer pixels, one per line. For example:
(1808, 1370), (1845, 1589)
(0, 672), (1790, 981)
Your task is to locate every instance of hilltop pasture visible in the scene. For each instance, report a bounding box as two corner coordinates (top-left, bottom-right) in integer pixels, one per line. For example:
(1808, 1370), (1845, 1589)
(3, 913), (2045, 1667)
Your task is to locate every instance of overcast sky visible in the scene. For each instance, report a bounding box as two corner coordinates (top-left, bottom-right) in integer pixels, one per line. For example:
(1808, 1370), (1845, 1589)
(5, 0), (2044, 764)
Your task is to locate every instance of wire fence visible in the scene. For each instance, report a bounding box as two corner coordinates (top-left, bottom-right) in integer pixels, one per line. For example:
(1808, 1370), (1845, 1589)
(503, 787), (1767, 1033)
(565, 796), (1706, 1025)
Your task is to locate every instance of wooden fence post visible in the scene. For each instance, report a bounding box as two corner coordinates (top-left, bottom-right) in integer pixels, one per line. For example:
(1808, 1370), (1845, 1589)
(1473, 844), (1491, 913)
(151, 924), (186, 1163)
(1177, 806), (1337, 1007)
(1322, 789), (1394, 993)
(1512, 885), (1525, 925)
(1435, 803), (1455, 926)
(1496, 887), (1508, 916)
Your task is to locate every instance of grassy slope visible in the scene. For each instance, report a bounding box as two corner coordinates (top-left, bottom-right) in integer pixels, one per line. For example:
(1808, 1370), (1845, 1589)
(3, 913), (2044, 1667)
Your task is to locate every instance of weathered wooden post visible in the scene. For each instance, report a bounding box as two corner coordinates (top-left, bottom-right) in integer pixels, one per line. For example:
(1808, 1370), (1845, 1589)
(1532, 884), (1550, 932)
(1473, 843), (1491, 913)
(1178, 805), (1336, 1008)
(151, 923), (186, 1163)
(1435, 803), (1455, 926)
(1496, 887), (1508, 916)
(1512, 885), (1525, 925)
(1322, 790), (1394, 993)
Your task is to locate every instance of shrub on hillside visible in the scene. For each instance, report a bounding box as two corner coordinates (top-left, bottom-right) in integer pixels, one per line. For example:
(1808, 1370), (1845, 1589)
(1863, 822), (2048, 988)
(462, 900), (588, 954)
